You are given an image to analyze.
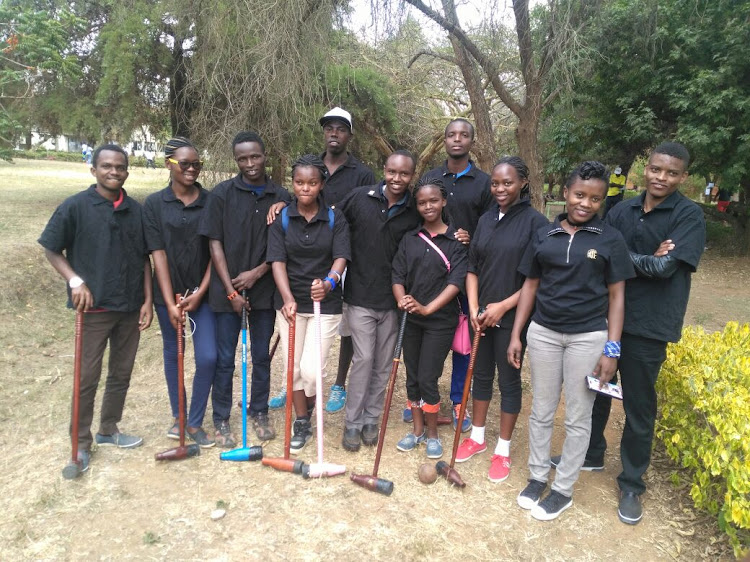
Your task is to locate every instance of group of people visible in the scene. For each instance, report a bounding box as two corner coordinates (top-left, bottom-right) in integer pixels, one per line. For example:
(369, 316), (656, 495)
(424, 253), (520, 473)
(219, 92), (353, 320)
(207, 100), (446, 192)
(41, 107), (705, 526)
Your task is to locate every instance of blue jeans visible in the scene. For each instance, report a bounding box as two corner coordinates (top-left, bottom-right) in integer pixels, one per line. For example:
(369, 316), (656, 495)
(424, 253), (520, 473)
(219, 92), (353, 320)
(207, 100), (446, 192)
(450, 294), (470, 404)
(155, 302), (217, 428)
(214, 308), (275, 426)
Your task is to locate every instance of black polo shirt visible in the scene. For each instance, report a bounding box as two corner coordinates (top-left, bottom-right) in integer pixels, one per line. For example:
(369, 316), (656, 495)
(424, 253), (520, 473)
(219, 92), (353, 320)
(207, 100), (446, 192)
(392, 226), (468, 327)
(519, 214), (635, 334)
(319, 152), (376, 208)
(468, 200), (549, 328)
(605, 190), (705, 342)
(143, 183), (211, 306)
(338, 184), (421, 310)
(198, 174), (291, 313)
(38, 185), (147, 311)
(266, 198), (350, 314)
(421, 160), (493, 237)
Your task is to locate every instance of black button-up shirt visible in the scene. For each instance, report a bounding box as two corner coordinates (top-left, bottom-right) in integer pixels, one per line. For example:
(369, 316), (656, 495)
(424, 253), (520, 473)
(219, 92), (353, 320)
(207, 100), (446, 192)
(143, 183), (211, 306)
(392, 226), (468, 327)
(519, 214), (635, 334)
(266, 198), (350, 314)
(605, 191), (705, 342)
(199, 174), (291, 312)
(468, 200), (549, 328)
(421, 160), (493, 237)
(38, 185), (147, 311)
(338, 184), (421, 310)
(319, 152), (376, 208)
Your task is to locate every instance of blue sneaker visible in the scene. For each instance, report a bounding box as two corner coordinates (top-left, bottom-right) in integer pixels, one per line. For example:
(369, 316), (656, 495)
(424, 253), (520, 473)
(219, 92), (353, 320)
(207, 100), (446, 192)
(268, 390), (286, 410)
(325, 385), (346, 412)
(426, 438), (443, 459)
(453, 404), (471, 433)
(396, 431), (426, 452)
(95, 431), (143, 448)
(403, 407), (413, 423)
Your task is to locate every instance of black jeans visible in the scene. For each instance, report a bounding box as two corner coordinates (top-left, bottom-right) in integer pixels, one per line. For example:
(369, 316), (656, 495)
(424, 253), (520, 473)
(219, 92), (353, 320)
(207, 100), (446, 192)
(588, 332), (668, 494)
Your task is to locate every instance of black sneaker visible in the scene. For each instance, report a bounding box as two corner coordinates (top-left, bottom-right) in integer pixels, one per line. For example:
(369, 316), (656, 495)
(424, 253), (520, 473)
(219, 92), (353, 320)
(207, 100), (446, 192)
(517, 479), (547, 510)
(187, 427), (215, 448)
(618, 491), (643, 525)
(290, 419), (312, 454)
(342, 427), (361, 452)
(361, 424), (378, 446)
(550, 455), (604, 471)
(530, 490), (573, 521)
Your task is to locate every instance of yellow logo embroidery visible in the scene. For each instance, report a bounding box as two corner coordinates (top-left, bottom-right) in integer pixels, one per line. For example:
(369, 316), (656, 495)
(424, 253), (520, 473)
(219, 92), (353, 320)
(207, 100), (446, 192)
(587, 249), (597, 260)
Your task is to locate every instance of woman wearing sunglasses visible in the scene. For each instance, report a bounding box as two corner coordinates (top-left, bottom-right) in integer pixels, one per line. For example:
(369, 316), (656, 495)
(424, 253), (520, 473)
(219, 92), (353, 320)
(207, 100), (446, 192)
(143, 137), (217, 448)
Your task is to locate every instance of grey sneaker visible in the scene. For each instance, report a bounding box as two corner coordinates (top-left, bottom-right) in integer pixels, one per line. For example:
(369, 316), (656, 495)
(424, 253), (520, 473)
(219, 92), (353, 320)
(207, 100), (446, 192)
(62, 450), (90, 479)
(214, 421), (236, 449)
(95, 432), (143, 448)
(425, 438), (443, 459)
(290, 419), (312, 454)
(618, 491), (643, 525)
(166, 423), (181, 440)
(517, 479), (547, 510)
(252, 412), (276, 441)
(187, 427), (215, 448)
(396, 431), (426, 452)
(531, 490), (573, 521)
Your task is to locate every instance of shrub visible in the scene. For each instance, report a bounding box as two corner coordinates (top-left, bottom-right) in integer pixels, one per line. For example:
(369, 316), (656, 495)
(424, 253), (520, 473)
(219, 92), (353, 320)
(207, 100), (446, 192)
(656, 322), (750, 558)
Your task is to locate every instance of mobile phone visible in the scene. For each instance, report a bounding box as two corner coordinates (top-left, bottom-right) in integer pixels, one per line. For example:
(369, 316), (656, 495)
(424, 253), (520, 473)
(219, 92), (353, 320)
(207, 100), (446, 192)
(477, 306), (501, 328)
(586, 375), (623, 400)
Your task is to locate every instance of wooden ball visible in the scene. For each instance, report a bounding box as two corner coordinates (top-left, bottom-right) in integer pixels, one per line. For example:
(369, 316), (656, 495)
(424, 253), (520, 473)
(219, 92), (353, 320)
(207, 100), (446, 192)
(418, 462), (438, 484)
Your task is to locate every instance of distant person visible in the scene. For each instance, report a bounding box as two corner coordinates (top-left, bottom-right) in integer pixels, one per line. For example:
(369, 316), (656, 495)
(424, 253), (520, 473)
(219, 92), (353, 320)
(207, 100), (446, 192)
(265, 107), (375, 414)
(716, 187), (731, 212)
(145, 149), (156, 169)
(198, 131), (291, 446)
(417, 118), (493, 431)
(39, 144), (153, 474)
(603, 166), (626, 218)
(80, 143), (88, 162)
(551, 142), (706, 526)
(84, 145), (93, 165)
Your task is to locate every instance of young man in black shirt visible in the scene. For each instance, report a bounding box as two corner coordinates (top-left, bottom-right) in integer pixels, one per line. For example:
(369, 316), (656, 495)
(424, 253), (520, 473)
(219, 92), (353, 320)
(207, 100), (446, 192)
(39, 145), (153, 475)
(418, 119), (493, 430)
(555, 142), (706, 525)
(199, 132), (291, 446)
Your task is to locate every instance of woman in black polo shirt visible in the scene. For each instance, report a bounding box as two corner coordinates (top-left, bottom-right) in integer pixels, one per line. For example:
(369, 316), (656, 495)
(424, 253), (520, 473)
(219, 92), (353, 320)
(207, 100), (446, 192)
(392, 178), (468, 460)
(267, 154), (350, 453)
(143, 137), (217, 448)
(508, 161), (634, 521)
(455, 156), (548, 483)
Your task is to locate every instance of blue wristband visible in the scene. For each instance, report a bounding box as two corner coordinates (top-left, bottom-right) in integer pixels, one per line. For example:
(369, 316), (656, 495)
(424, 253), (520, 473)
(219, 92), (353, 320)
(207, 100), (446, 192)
(603, 340), (621, 358)
(324, 276), (336, 291)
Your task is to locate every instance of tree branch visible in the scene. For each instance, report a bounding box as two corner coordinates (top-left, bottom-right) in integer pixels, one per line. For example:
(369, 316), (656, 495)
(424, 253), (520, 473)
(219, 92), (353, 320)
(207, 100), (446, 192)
(407, 49), (457, 68)
(512, 0), (537, 89)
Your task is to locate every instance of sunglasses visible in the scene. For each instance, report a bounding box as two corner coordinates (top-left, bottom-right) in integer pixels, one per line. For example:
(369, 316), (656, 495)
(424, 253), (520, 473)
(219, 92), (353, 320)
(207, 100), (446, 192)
(168, 158), (204, 171)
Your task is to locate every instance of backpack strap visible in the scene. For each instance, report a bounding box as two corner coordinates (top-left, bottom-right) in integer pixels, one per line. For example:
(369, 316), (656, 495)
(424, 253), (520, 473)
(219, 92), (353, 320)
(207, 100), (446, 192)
(328, 207), (334, 230)
(418, 232), (450, 272)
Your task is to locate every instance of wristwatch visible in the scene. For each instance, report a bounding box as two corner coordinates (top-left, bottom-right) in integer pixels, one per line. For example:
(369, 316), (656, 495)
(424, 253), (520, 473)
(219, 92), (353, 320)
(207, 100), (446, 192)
(69, 276), (84, 289)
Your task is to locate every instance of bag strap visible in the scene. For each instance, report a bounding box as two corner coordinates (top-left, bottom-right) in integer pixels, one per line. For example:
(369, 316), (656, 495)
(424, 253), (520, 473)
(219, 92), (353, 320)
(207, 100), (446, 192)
(418, 232), (450, 272)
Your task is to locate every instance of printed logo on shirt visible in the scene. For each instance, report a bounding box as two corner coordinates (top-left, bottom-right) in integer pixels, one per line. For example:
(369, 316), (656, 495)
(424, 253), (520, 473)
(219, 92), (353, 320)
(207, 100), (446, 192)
(587, 249), (598, 260)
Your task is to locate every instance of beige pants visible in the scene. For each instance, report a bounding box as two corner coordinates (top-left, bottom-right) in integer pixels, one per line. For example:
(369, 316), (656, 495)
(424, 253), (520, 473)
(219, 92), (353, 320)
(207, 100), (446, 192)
(276, 311), (341, 397)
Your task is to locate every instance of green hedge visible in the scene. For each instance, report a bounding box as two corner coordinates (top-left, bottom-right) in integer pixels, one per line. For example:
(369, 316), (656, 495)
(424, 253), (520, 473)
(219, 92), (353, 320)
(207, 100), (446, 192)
(656, 322), (750, 558)
(13, 150), (150, 168)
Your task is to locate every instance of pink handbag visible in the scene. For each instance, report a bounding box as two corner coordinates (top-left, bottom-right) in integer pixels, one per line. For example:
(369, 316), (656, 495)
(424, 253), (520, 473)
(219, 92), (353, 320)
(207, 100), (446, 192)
(417, 232), (470, 354)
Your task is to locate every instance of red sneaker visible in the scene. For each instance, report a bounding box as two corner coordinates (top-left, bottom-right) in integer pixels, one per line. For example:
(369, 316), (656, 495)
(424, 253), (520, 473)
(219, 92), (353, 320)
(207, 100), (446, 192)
(455, 438), (487, 463)
(488, 454), (511, 483)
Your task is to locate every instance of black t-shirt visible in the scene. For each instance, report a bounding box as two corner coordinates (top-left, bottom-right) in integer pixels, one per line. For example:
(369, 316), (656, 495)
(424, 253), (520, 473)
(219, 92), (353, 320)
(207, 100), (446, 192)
(338, 184), (421, 310)
(143, 184), (211, 306)
(392, 225), (468, 327)
(519, 214), (635, 334)
(266, 198), (350, 314)
(421, 160), (493, 237)
(198, 175), (291, 312)
(38, 185), (147, 311)
(468, 200), (549, 328)
(319, 152), (376, 208)
(605, 191), (705, 342)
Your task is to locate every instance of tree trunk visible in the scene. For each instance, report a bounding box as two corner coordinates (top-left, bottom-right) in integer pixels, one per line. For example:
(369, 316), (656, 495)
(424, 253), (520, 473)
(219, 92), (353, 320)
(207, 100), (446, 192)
(169, 40), (192, 138)
(415, 132), (444, 180)
(516, 107), (543, 212)
(271, 152), (288, 186)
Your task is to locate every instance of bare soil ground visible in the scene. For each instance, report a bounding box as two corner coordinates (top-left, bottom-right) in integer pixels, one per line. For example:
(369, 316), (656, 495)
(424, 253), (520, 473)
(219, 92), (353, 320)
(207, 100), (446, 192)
(0, 160), (746, 561)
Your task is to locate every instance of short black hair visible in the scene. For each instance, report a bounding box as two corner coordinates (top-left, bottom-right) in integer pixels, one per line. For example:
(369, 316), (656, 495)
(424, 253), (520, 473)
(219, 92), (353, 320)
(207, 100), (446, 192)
(565, 161), (609, 190)
(652, 142), (690, 168)
(232, 131), (265, 152)
(93, 144), (128, 167)
(386, 149), (416, 170)
(291, 153), (328, 182)
(445, 118), (475, 140)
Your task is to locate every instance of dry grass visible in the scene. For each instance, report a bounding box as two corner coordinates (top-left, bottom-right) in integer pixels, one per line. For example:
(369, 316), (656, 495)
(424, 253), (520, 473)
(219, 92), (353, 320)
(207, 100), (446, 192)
(0, 159), (741, 560)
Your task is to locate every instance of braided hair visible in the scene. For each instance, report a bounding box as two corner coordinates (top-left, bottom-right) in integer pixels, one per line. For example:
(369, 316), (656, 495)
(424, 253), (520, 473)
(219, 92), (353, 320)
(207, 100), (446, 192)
(413, 176), (451, 225)
(495, 155), (530, 197)
(164, 136), (197, 160)
(291, 153), (328, 182)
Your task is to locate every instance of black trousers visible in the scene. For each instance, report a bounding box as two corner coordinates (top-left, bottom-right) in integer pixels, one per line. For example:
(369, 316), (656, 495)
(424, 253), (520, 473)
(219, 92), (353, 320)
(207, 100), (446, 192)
(402, 318), (454, 406)
(471, 325), (524, 413)
(587, 332), (668, 494)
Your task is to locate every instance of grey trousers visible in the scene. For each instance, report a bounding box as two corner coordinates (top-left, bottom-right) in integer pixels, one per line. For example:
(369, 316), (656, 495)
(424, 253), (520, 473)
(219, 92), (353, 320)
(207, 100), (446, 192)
(343, 304), (397, 430)
(526, 321), (607, 497)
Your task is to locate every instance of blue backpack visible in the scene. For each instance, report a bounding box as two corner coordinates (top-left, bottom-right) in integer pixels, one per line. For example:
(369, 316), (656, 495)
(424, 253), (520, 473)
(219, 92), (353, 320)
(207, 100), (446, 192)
(281, 206), (335, 232)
